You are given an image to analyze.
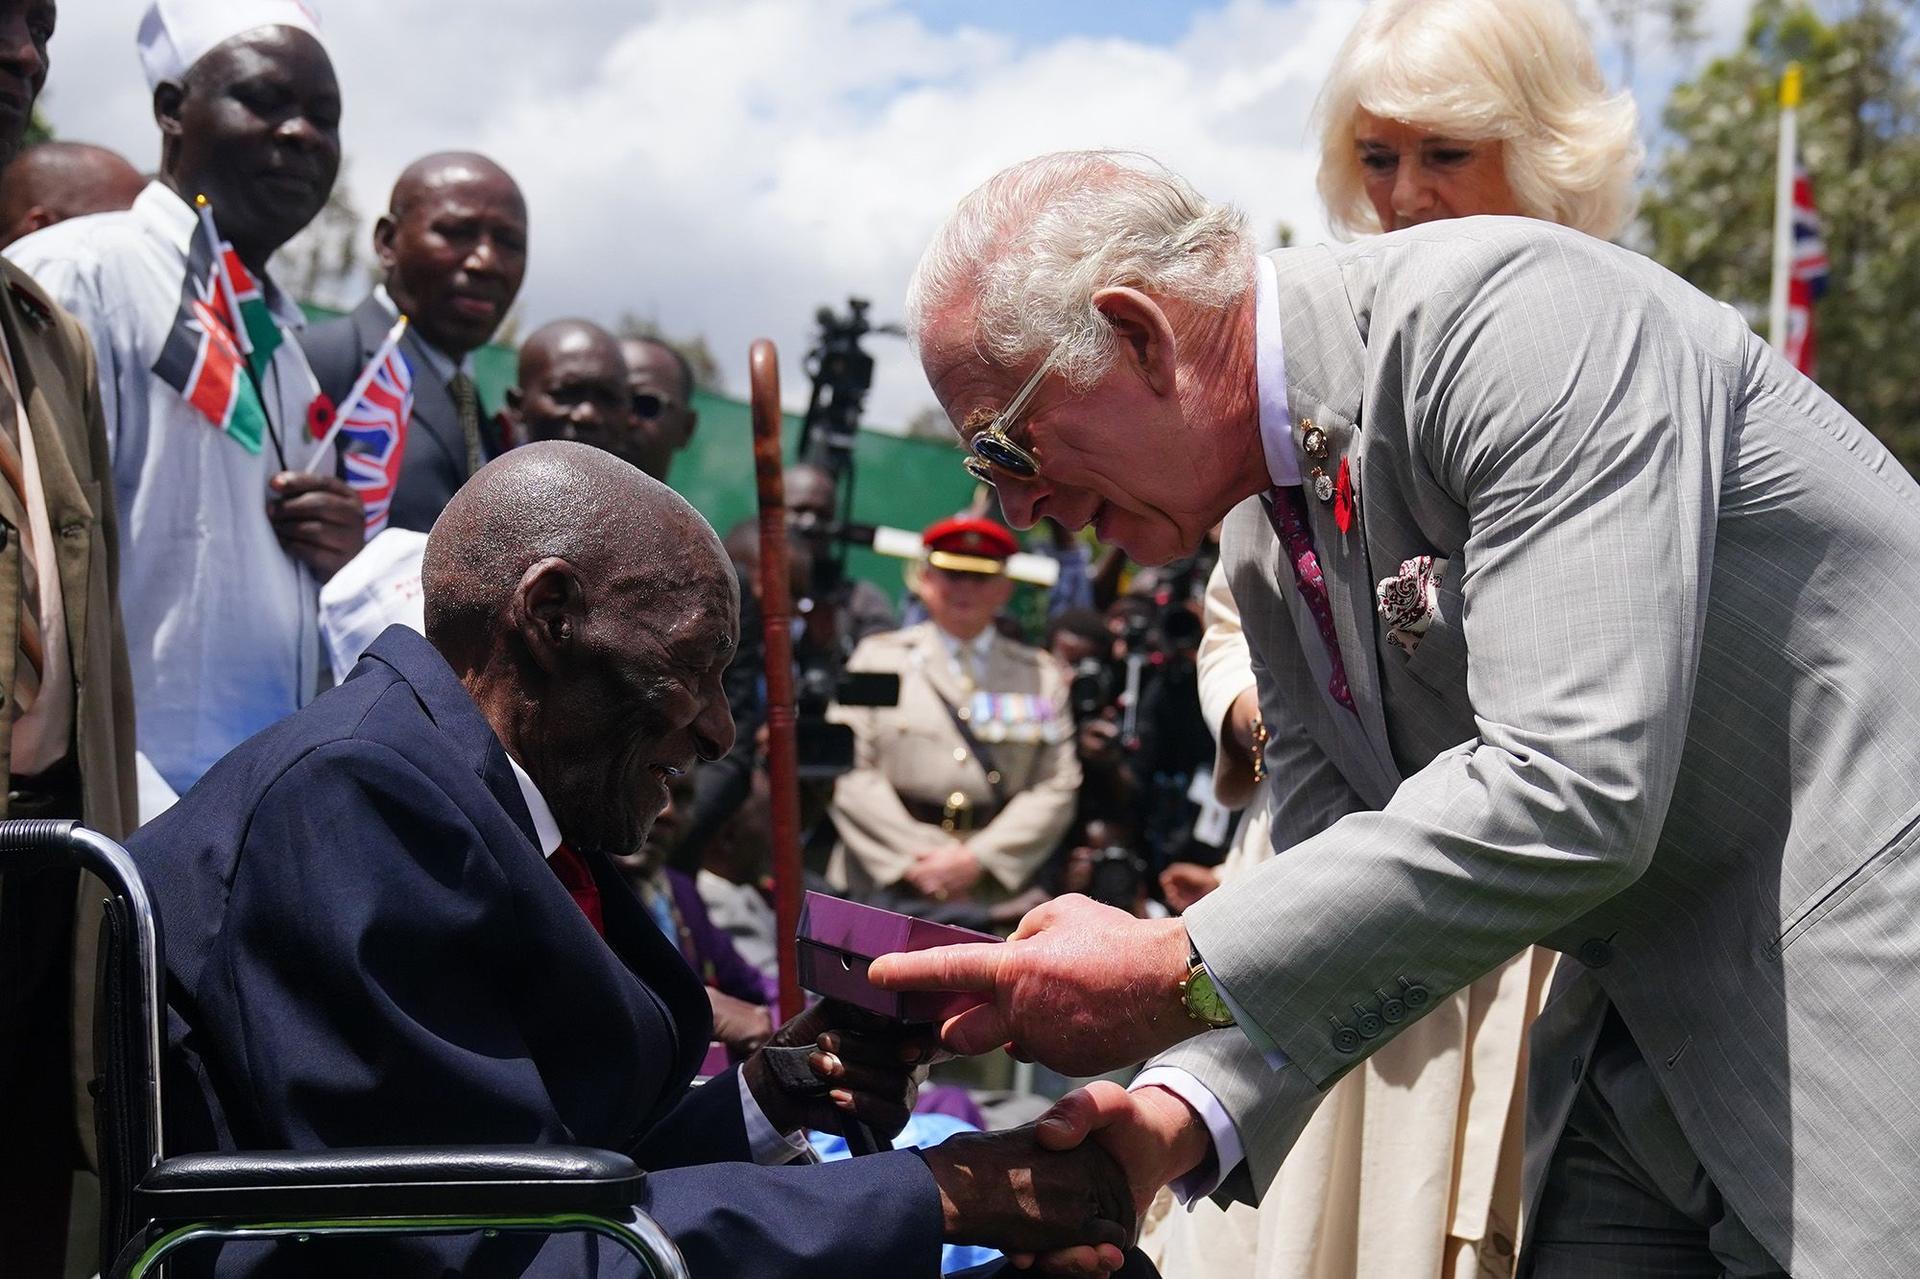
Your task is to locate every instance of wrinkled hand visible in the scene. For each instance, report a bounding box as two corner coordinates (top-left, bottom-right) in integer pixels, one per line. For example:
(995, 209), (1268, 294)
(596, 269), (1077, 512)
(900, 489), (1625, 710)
(706, 989), (774, 1056)
(1014, 1082), (1211, 1273)
(868, 894), (1200, 1076)
(905, 844), (982, 900)
(741, 999), (936, 1139)
(268, 471), (364, 581)
(919, 1124), (1134, 1272)
(1158, 863), (1220, 914)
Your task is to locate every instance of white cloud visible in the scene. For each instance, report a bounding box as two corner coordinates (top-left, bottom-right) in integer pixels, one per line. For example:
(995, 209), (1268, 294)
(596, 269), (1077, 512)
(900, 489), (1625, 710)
(36, 0), (1752, 431)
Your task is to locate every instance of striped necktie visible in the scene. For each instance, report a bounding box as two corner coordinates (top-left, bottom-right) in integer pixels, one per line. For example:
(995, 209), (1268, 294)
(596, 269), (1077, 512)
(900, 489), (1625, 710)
(0, 376), (43, 715)
(448, 371), (486, 477)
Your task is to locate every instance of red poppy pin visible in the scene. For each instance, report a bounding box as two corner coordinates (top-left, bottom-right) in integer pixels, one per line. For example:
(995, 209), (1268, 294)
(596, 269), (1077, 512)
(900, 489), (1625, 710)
(1332, 457), (1354, 535)
(306, 392), (335, 441)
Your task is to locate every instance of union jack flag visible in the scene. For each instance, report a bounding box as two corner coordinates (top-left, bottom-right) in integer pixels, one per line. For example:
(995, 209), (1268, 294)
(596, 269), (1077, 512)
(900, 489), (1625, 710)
(1783, 163), (1829, 375)
(338, 347), (413, 535)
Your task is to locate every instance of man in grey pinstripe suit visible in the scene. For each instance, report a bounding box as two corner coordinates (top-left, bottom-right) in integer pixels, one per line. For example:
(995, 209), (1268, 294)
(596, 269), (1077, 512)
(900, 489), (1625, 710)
(873, 151), (1920, 1277)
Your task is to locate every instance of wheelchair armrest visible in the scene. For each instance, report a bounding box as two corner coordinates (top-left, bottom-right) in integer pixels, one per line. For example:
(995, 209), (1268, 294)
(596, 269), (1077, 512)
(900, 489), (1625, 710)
(133, 1144), (646, 1222)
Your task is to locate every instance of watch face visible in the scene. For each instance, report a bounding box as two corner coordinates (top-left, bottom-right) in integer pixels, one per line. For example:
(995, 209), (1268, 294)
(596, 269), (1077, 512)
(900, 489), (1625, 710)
(1185, 967), (1234, 1027)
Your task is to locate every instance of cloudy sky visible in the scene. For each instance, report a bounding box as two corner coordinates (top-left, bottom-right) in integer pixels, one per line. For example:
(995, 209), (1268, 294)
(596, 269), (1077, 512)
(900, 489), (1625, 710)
(38, 0), (1751, 430)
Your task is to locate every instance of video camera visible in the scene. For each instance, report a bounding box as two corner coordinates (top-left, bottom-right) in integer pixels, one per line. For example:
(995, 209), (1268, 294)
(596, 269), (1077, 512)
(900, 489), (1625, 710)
(788, 298), (909, 778)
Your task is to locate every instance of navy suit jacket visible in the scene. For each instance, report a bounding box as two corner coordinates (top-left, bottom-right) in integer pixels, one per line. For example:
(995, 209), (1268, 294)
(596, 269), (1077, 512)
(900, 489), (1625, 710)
(133, 625), (942, 1277)
(299, 295), (503, 533)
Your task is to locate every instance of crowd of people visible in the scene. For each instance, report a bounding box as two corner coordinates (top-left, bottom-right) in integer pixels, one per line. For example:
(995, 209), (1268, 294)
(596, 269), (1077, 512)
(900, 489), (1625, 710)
(2, 0), (1914, 1277)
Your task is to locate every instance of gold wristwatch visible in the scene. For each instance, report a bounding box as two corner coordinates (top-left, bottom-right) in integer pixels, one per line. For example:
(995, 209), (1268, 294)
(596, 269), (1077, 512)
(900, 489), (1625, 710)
(1179, 940), (1236, 1029)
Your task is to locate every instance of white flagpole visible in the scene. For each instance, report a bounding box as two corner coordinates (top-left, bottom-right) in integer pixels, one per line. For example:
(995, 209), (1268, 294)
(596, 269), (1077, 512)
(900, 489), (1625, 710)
(1767, 63), (1802, 350)
(194, 194), (252, 356)
(306, 315), (409, 472)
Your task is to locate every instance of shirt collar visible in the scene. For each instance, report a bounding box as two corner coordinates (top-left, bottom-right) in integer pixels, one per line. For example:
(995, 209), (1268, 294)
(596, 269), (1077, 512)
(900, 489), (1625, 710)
(133, 179), (195, 252)
(1254, 253), (1301, 489)
(937, 625), (995, 664)
(506, 755), (564, 859)
(133, 180), (304, 327)
(373, 283), (471, 379)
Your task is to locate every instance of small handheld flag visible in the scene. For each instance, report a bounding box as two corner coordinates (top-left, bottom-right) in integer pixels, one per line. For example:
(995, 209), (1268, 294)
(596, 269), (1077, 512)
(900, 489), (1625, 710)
(151, 196), (269, 452)
(307, 315), (413, 535)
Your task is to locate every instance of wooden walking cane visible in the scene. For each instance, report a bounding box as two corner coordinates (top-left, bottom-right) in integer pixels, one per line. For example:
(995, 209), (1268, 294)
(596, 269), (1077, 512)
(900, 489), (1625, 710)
(750, 340), (891, 1157)
(749, 339), (806, 1026)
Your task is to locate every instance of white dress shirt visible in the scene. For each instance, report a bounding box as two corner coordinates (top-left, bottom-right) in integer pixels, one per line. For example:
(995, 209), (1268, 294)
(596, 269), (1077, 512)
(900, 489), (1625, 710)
(10, 182), (331, 794)
(504, 754), (809, 1166)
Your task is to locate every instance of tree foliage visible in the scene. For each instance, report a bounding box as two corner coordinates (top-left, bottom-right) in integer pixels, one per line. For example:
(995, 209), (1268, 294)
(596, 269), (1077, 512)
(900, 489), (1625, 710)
(1640, 0), (1920, 469)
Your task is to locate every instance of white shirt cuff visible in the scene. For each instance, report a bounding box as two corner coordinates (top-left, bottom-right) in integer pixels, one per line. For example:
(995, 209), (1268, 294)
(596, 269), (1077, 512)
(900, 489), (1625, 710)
(737, 1067), (812, 1165)
(1130, 1066), (1244, 1204)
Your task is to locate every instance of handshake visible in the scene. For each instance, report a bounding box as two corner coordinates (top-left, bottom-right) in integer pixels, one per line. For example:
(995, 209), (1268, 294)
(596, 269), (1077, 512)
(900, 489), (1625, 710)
(749, 894), (1225, 1274)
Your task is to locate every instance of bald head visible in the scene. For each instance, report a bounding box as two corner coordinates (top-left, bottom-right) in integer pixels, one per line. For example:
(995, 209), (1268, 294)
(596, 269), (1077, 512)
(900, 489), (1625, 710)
(378, 151), (527, 357)
(424, 441), (738, 857)
(0, 143), (147, 247)
(510, 319), (648, 471)
(424, 439), (723, 651)
(391, 151), (519, 219)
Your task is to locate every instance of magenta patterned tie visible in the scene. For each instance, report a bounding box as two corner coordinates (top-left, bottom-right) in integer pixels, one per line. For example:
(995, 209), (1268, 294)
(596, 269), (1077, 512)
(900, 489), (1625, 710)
(1267, 485), (1355, 714)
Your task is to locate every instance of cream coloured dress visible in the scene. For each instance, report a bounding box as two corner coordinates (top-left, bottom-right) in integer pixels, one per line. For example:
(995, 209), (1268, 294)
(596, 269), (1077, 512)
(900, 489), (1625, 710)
(1138, 562), (1555, 1279)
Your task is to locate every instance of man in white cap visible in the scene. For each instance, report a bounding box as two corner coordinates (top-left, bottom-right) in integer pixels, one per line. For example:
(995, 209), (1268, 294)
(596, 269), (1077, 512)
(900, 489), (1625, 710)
(12, 0), (366, 799)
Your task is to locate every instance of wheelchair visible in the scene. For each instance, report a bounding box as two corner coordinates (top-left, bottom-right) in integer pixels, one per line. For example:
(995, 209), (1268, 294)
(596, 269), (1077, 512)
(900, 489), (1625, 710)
(0, 819), (689, 1278)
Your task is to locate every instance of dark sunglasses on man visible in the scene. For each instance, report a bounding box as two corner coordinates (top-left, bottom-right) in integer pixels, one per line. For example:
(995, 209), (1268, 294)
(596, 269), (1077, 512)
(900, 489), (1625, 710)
(632, 392), (675, 422)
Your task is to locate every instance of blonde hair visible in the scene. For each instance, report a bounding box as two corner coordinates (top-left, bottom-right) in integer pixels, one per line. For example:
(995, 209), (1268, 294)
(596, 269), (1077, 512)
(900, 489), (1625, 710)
(906, 150), (1252, 391)
(1314, 0), (1641, 239)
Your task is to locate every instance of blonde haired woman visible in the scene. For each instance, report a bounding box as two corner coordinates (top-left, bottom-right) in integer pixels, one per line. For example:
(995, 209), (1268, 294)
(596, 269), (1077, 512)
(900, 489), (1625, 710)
(1141, 3), (1636, 1276)
(1317, 0), (1640, 239)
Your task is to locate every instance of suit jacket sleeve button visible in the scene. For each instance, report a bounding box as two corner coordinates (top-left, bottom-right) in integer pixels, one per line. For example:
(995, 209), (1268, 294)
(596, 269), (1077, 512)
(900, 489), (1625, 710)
(1328, 1019), (1361, 1054)
(1397, 976), (1430, 1008)
(1352, 1004), (1383, 1038)
(1376, 990), (1407, 1024)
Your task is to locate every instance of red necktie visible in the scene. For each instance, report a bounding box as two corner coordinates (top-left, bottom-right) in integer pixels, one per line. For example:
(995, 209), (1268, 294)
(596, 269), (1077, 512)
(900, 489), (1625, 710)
(1267, 485), (1356, 715)
(548, 841), (605, 937)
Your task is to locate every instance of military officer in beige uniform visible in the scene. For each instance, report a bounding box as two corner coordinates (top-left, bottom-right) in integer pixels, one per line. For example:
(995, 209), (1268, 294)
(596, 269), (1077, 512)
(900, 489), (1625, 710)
(828, 517), (1079, 910)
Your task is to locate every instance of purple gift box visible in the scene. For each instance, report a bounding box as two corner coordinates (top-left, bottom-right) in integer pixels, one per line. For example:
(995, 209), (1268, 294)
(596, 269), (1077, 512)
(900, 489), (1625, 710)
(796, 891), (1001, 1023)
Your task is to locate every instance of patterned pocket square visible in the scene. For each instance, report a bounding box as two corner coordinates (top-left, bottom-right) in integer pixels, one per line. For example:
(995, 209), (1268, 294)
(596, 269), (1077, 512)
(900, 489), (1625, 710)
(1377, 555), (1444, 655)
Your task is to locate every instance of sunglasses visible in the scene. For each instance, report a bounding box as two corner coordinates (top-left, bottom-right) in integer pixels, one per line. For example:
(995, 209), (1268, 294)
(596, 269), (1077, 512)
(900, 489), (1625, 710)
(632, 392), (677, 421)
(961, 353), (1054, 485)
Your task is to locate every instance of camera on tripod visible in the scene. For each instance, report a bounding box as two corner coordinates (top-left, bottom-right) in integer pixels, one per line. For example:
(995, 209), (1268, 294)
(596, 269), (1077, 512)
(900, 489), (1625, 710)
(789, 298), (908, 778)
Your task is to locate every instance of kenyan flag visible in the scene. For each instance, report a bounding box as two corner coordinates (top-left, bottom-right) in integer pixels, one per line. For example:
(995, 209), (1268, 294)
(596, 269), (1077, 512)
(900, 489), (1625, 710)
(149, 210), (271, 453)
(219, 245), (283, 382)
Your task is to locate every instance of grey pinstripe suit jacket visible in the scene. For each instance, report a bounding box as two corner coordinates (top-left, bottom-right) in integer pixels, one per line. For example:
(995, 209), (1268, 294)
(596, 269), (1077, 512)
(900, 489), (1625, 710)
(1148, 218), (1920, 1278)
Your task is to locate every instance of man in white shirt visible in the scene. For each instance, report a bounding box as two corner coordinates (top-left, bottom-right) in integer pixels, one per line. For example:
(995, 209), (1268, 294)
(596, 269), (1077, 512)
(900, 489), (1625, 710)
(11, 0), (364, 796)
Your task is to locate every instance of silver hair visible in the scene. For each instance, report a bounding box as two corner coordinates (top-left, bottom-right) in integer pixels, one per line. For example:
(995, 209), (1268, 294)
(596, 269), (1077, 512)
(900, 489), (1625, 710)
(906, 151), (1253, 390)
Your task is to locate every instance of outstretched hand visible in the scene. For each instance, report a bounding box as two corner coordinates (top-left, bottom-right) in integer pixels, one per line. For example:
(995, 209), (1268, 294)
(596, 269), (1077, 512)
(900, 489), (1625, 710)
(867, 894), (1202, 1076)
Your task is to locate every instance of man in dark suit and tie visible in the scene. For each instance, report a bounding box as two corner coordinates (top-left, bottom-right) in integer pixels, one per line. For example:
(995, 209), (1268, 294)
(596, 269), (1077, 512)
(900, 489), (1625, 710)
(301, 151), (525, 532)
(131, 440), (1137, 1277)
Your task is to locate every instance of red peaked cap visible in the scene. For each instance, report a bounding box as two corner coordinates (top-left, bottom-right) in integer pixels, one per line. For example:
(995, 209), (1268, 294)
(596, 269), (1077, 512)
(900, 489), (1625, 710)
(922, 516), (1018, 576)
